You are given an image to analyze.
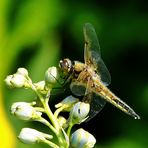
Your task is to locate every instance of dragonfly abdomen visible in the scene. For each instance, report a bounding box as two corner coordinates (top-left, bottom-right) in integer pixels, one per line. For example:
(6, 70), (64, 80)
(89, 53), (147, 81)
(92, 82), (140, 119)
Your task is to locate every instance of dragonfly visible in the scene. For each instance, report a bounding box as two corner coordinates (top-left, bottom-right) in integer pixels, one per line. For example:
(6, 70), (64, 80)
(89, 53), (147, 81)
(59, 23), (140, 120)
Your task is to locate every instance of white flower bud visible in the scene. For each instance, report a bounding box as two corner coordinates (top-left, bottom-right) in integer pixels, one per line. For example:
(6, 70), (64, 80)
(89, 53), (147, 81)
(70, 102), (90, 124)
(4, 75), (13, 87)
(55, 95), (79, 112)
(17, 68), (28, 77)
(57, 116), (67, 127)
(45, 67), (59, 85)
(18, 128), (53, 144)
(70, 128), (96, 148)
(11, 102), (42, 120)
(34, 81), (48, 94)
(10, 74), (29, 88)
(5, 68), (30, 88)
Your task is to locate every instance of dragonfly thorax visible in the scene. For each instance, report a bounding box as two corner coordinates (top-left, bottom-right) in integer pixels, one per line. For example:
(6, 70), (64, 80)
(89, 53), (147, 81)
(73, 61), (85, 73)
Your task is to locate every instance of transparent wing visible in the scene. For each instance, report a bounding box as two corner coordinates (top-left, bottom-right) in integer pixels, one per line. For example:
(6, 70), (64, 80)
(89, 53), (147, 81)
(70, 80), (86, 96)
(83, 23), (111, 86)
(83, 92), (106, 121)
(70, 77), (106, 121)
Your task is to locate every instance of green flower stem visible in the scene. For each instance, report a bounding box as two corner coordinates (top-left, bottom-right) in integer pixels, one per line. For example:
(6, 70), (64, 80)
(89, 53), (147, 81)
(44, 139), (60, 148)
(44, 98), (69, 147)
(26, 77), (59, 130)
(26, 76), (68, 147)
(26, 78), (58, 130)
(44, 97), (60, 131)
(36, 117), (58, 135)
(54, 106), (66, 118)
(26, 76), (44, 102)
(31, 85), (60, 132)
(67, 123), (73, 138)
(34, 107), (45, 113)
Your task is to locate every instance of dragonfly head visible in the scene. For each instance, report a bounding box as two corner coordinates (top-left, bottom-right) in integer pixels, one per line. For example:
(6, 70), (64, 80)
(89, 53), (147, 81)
(59, 58), (73, 73)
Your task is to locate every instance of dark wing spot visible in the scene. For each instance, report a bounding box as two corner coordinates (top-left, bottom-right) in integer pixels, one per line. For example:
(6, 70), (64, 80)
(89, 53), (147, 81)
(78, 108), (81, 114)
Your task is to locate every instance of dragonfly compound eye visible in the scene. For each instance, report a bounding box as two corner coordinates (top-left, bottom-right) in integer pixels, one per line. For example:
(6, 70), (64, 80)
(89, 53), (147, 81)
(59, 58), (72, 72)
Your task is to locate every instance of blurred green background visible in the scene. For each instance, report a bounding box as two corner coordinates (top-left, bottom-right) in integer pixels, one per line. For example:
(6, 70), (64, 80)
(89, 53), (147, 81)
(0, 0), (148, 148)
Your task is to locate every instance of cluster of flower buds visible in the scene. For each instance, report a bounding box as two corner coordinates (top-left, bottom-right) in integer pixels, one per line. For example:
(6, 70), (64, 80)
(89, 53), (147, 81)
(55, 96), (90, 127)
(5, 68), (30, 88)
(5, 67), (59, 90)
(5, 66), (96, 148)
